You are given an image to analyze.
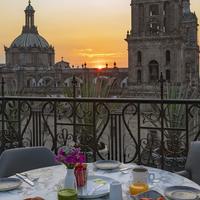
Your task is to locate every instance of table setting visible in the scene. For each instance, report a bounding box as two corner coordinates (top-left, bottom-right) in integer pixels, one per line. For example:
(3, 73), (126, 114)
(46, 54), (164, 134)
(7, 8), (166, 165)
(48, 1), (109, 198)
(0, 146), (200, 200)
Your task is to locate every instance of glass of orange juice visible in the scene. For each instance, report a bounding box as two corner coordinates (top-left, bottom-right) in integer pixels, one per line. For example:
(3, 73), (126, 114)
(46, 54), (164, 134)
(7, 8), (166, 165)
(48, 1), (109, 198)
(129, 182), (149, 195)
(129, 167), (150, 195)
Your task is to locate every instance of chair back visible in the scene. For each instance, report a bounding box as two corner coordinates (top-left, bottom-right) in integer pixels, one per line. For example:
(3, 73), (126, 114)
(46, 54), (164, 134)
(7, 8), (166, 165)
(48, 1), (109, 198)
(185, 141), (200, 185)
(0, 147), (58, 178)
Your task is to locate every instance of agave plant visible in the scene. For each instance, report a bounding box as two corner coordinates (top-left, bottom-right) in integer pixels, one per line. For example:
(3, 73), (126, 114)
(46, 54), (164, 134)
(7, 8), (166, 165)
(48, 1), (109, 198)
(63, 75), (119, 159)
(152, 84), (199, 136)
(145, 84), (200, 170)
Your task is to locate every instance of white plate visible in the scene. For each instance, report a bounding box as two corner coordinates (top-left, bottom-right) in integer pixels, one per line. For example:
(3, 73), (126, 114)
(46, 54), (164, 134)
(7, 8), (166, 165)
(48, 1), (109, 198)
(0, 178), (22, 192)
(94, 160), (121, 170)
(165, 186), (200, 200)
(78, 175), (116, 199)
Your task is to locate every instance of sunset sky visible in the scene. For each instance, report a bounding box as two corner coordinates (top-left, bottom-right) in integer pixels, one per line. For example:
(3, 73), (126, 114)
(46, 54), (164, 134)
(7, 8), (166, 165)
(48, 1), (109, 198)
(0, 0), (199, 68)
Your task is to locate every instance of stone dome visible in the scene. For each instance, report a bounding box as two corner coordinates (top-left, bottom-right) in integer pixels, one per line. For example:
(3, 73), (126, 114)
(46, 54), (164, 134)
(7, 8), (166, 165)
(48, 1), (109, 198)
(11, 33), (50, 48)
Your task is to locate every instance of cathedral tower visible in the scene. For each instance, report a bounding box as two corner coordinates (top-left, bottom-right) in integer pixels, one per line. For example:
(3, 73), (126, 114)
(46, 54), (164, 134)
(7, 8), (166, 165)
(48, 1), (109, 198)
(126, 0), (199, 94)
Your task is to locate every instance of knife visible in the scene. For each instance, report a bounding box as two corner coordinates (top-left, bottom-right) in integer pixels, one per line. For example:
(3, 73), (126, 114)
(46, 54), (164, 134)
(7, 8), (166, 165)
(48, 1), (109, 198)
(16, 173), (35, 186)
(120, 166), (133, 171)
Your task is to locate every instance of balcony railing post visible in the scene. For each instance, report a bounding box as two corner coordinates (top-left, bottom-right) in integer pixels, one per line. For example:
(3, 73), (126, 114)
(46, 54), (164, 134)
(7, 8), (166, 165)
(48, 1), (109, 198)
(1, 77), (5, 152)
(137, 103), (141, 164)
(72, 76), (77, 142)
(186, 104), (189, 155)
(93, 102), (97, 161)
(54, 100), (58, 152)
(160, 101), (165, 169)
(159, 72), (165, 169)
(17, 100), (22, 147)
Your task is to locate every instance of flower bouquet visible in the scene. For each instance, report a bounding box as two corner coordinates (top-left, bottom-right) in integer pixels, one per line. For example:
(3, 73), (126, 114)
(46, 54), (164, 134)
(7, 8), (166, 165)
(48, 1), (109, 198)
(55, 147), (87, 188)
(55, 147), (86, 169)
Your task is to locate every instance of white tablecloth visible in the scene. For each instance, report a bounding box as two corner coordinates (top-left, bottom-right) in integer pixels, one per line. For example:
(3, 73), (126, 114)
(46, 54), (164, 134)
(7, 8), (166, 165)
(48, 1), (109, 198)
(0, 163), (199, 200)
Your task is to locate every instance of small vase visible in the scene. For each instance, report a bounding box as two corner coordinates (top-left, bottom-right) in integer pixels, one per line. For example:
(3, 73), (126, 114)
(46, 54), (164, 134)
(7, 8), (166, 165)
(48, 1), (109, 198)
(64, 168), (77, 190)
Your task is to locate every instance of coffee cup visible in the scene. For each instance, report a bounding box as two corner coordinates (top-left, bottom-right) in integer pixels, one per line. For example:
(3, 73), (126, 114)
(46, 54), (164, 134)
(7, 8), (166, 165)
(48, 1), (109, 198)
(132, 167), (149, 184)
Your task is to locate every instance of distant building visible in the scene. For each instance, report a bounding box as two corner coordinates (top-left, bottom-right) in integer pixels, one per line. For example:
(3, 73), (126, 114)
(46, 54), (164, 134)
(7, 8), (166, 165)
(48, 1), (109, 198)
(4, 1), (55, 68)
(0, 1), (128, 96)
(126, 0), (199, 96)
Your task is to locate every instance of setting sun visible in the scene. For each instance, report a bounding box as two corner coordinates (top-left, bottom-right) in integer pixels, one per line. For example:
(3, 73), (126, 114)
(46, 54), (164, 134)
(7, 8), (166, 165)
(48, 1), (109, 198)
(97, 65), (103, 70)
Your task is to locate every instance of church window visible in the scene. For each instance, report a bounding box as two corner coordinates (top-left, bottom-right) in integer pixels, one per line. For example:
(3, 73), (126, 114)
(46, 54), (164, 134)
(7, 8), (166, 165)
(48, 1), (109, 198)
(122, 83), (126, 88)
(185, 63), (191, 73)
(45, 79), (51, 86)
(137, 51), (142, 64)
(166, 70), (171, 82)
(32, 53), (38, 65)
(166, 50), (171, 64)
(163, 18), (166, 32)
(137, 70), (142, 83)
(149, 60), (159, 82)
(27, 79), (31, 88)
(149, 5), (159, 16)
(150, 23), (160, 35)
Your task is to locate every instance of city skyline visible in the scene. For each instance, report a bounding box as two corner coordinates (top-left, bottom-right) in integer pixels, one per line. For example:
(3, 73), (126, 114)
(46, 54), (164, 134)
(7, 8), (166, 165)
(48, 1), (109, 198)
(0, 0), (199, 68)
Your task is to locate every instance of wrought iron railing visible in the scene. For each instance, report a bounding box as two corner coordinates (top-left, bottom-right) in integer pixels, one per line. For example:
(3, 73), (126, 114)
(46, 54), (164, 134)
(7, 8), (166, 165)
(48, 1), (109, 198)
(1, 95), (200, 172)
(1, 73), (200, 171)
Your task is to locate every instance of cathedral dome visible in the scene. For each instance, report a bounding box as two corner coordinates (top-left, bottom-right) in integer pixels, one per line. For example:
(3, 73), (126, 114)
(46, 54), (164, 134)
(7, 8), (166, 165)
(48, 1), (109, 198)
(11, 33), (50, 48)
(5, 1), (55, 67)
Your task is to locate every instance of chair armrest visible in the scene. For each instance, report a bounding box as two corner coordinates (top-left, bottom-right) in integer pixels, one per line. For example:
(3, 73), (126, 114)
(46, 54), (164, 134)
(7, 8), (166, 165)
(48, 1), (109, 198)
(176, 170), (191, 179)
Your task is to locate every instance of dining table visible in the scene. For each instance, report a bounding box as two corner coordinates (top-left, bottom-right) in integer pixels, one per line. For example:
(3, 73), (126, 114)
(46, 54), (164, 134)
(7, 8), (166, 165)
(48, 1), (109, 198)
(0, 163), (200, 200)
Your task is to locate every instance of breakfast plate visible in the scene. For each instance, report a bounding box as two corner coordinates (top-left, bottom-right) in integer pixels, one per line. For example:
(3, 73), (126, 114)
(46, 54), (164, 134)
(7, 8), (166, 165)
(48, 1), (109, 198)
(94, 160), (121, 170)
(164, 186), (200, 200)
(78, 175), (116, 199)
(0, 178), (22, 191)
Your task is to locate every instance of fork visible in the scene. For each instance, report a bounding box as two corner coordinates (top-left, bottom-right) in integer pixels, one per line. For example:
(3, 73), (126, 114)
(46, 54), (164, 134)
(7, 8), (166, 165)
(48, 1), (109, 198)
(20, 173), (40, 182)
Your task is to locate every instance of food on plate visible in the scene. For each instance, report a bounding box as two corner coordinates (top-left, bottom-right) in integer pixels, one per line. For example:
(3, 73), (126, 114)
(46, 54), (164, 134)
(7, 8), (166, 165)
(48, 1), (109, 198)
(140, 198), (153, 200)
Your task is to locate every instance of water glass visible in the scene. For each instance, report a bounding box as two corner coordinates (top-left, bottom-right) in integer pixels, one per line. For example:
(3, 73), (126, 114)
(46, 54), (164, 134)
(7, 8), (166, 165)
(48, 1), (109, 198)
(109, 181), (123, 200)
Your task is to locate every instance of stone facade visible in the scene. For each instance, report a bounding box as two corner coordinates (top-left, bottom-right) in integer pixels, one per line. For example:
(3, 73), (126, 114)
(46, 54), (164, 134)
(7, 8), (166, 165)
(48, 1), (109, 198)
(0, 66), (128, 97)
(126, 0), (199, 96)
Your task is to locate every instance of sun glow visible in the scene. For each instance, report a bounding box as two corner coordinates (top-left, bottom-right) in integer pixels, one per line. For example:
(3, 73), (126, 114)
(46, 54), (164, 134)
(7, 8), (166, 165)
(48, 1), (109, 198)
(97, 65), (103, 69)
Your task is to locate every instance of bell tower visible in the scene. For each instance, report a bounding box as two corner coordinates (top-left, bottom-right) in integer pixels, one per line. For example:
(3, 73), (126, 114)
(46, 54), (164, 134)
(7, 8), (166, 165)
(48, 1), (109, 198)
(126, 0), (199, 96)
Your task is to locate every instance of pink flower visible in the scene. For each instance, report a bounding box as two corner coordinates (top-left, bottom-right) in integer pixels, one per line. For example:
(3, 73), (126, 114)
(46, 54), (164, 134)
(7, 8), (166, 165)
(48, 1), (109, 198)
(55, 147), (86, 168)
